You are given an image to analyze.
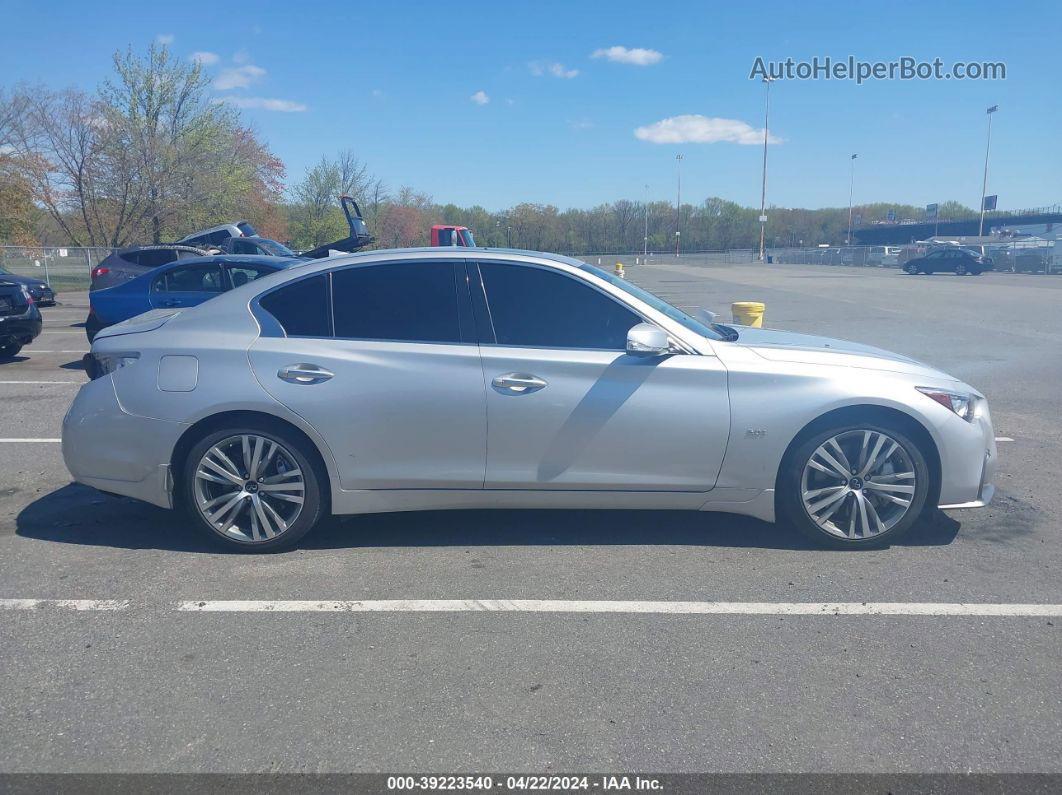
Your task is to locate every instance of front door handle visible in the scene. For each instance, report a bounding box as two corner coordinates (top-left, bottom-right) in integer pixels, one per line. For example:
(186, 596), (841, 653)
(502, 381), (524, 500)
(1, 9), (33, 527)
(492, 372), (547, 394)
(278, 364), (334, 385)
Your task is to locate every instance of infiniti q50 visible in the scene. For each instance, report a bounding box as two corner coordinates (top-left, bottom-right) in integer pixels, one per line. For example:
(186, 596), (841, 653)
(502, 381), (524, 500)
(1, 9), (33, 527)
(63, 248), (996, 551)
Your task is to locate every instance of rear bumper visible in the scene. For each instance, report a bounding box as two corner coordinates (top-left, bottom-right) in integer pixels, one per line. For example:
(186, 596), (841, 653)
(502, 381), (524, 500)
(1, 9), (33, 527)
(62, 376), (185, 510)
(0, 312), (42, 344)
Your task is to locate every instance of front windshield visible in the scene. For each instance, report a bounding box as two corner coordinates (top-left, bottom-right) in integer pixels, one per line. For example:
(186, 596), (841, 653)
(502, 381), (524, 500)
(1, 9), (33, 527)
(259, 240), (297, 257)
(577, 261), (727, 341)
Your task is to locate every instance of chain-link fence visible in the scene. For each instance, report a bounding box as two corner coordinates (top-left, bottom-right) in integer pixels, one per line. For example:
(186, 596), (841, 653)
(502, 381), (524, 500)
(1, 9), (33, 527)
(0, 246), (111, 291)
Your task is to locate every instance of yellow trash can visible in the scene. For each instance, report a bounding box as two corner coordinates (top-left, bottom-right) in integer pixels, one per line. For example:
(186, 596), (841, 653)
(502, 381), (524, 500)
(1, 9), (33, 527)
(731, 301), (765, 328)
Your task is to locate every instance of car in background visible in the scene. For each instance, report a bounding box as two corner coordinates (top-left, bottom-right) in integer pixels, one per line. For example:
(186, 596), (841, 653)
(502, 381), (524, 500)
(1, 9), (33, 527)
(0, 266), (56, 306)
(86, 255), (303, 342)
(66, 247), (996, 552)
(214, 237), (301, 258)
(0, 280), (42, 359)
(902, 247), (993, 275)
(90, 245), (211, 291)
(177, 221), (259, 248)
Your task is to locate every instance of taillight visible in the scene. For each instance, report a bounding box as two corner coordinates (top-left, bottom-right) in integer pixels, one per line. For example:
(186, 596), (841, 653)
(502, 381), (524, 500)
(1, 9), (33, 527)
(91, 266), (110, 279)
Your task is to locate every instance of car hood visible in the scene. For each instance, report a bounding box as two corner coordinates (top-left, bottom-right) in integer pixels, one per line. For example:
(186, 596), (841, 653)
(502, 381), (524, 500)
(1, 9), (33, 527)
(732, 326), (959, 380)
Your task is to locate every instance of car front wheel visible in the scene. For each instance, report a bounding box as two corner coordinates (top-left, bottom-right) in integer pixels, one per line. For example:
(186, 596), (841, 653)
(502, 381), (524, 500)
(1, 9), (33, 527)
(0, 343), (23, 360)
(779, 423), (930, 549)
(955, 263), (968, 275)
(903, 263), (919, 275)
(181, 425), (327, 552)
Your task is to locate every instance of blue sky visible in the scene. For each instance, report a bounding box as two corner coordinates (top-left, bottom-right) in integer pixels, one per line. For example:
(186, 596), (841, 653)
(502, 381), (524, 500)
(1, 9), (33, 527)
(2, 0), (1059, 212)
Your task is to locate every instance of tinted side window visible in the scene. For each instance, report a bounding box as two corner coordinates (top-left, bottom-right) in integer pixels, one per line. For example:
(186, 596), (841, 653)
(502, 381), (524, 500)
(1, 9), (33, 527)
(228, 264), (275, 289)
(259, 274), (331, 337)
(478, 263), (640, 350)
(152, 263), (225, 293)
(331, 262), (461, 343)
(231, 239), (259, 255)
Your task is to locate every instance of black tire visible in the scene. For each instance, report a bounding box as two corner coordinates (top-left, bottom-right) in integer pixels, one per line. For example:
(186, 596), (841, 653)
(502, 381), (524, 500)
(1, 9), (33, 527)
(971, 269), (983, 276)
(180, 423), (327, 552)
(903, 263), (919, 275)
(955, 263), (968, 276)
(778, 422), (931, 549)
(85, 314), (103, 343)
(0, 343), (22, 360)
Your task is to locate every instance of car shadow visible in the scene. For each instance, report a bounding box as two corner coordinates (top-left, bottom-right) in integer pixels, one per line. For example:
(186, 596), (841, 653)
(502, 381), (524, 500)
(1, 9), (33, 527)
(59, 359), (87, 371)
(16, 483), (961, 554)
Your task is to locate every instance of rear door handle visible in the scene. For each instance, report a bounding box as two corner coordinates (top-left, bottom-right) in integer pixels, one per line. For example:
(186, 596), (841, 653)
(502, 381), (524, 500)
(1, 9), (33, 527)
(278, 364), (334, 385)
(492, 372), (547, 394)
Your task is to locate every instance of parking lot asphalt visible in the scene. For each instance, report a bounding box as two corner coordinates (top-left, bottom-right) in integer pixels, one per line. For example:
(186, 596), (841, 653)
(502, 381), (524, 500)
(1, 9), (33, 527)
(1, 264), (1060, 774)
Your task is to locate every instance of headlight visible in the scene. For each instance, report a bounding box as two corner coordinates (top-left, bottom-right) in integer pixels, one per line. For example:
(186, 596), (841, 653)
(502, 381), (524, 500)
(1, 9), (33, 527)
(916, 387), (978, 422)
(84, 351), (140, 380)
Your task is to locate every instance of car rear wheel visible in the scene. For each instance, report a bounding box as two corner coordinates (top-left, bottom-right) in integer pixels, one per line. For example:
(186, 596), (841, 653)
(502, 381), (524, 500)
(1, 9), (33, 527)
(955, 263), (968, 275)
(0, 343), (23, 359)
(903, 263), (919, 275)
(181, 425), (326, 552)
(779, 423), (930, 549)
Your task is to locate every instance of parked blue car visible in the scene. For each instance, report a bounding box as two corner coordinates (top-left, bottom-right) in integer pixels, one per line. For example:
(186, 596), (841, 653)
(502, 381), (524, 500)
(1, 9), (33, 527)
(86, 255), (303, 341)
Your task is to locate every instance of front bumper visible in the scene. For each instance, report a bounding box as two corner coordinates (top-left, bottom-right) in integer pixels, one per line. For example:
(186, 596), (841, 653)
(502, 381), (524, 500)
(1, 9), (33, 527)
(62, 376), (185, 509)
(935, 402), (997, 510)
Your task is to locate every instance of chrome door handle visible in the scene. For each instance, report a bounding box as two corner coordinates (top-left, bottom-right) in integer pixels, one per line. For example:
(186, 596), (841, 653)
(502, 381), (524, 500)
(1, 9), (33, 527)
(492, 372), (547, 394)
(278, 364), (334, 385)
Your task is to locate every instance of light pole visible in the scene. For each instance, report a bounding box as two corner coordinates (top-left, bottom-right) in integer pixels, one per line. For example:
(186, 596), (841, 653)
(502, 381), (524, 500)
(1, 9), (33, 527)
(758, 76), (774, 262)
(847, 153), (858, 245)
(675, 154), (683, 257)
(643, 183), (649, 257)
(978, 104), (999, 237)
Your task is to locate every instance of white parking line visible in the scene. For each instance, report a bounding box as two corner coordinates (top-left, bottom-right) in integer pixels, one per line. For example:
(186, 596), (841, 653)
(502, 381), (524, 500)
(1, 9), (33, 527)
(0, 599), (130, 611)
(1, 598), (1059, 616)
(995, 437), (1015, 442)
(176, 600), (1062, 617)
(19, 350), (87, 354)
(0, 380), (81, 385)
(0, 438), (61, 443)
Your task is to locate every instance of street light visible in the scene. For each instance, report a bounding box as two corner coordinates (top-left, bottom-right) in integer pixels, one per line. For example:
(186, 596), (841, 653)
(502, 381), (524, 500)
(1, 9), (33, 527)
(675, 154), (683, 257)
(758, 76), (774, 262)
(847, 153), (858, 245)
(643, 183), (650, 257)
(978, 104), (999, 237)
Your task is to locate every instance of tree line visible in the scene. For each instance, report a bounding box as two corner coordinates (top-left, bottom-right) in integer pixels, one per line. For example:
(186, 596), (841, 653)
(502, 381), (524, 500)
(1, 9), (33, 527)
(1, 43), (981, 255)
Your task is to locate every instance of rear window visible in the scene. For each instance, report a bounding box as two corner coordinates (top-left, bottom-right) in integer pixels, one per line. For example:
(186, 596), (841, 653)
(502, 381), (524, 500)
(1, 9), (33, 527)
(259, 274), (331, 337)
(129, 249), (179, 269)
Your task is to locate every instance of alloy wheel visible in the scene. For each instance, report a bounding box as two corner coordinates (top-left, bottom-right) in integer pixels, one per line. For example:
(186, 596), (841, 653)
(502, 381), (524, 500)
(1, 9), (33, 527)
(192, 434), (305, 543)
(800, 429), (917, 540)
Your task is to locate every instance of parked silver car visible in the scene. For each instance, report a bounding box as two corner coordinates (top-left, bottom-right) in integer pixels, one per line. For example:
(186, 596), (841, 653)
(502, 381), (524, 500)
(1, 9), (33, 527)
(63, 248), (996, 551)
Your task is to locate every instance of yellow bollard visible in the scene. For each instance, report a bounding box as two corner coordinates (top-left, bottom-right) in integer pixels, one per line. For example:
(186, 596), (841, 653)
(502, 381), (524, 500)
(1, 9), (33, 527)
(731, 301), (765, 327)
(614, 261), (625, 278)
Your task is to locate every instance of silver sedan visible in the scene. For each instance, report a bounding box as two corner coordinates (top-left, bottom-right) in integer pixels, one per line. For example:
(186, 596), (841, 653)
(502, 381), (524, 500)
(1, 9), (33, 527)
(63, 248), (996, 551)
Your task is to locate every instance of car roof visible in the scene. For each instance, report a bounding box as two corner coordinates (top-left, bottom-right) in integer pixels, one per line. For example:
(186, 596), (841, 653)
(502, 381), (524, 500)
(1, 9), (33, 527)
(166, 254), (302, 267)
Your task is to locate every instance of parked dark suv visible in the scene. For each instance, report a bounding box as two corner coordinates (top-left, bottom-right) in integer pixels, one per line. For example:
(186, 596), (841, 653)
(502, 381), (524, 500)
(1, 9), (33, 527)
(89, 245), (211, 291)
(902, 247), (993, 276)
(0, 280), (42, 359)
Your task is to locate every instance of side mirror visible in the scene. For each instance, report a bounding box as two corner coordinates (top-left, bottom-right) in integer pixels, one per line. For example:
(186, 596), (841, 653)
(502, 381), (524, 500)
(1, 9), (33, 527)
(626, 323), (670, 356)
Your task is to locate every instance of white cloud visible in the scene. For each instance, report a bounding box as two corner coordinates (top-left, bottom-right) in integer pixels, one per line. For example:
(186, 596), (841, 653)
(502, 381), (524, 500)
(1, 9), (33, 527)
(213, 64), (266, 90)
(156, 34), (174, 45)
(470, 90), (490, 105)
(529, 61), (579, 79)
(634, 114), (782, 145)
(0, 144), (15, 156)
(190, 51), (220, 66)
(592, 46), (663, 66)
(216, 96), (307, 112)
(232, 49), (251, 65)
(569, 119), (594, 130)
